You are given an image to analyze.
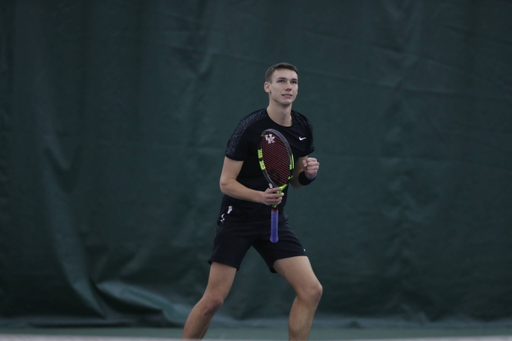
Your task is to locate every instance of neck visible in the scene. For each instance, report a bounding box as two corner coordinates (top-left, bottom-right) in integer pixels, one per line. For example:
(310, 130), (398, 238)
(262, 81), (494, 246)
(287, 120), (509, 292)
(267, 102), (292, 127)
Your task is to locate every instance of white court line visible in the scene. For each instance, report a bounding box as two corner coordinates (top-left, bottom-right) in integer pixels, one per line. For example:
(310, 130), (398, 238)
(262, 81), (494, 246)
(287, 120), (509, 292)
(1, 336), (512, 341)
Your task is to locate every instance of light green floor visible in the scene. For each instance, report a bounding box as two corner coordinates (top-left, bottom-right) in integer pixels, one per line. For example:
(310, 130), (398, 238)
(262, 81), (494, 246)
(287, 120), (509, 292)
(1, 328), (512, 340)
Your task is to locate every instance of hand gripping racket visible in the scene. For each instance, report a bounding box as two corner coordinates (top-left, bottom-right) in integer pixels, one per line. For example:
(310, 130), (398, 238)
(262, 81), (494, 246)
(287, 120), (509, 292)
(258, 129), (294, 243)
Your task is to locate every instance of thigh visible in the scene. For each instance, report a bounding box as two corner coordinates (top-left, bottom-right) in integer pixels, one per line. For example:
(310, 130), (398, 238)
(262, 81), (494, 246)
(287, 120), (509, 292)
(203, 262), (238, 299)
(273, 256), (320, 294)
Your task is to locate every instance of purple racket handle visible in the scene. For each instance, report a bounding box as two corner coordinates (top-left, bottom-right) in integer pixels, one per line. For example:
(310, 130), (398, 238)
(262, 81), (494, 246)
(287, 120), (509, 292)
(270, 208), (279, 243)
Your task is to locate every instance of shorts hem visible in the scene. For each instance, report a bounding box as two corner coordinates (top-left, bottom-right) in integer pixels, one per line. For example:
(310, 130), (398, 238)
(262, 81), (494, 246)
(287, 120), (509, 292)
(208, 258), (240, 271)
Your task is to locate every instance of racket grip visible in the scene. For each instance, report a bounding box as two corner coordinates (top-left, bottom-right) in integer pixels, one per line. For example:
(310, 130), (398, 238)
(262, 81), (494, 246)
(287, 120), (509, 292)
(270, 209), (279, 243)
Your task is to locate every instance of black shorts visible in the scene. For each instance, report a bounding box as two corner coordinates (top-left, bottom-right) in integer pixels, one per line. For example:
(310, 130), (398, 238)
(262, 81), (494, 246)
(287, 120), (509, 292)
(208, 217), (307, 273)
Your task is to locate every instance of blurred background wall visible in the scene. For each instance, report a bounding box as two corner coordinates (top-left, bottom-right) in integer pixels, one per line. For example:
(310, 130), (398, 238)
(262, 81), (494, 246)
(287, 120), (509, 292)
(1, 0), (511, 328)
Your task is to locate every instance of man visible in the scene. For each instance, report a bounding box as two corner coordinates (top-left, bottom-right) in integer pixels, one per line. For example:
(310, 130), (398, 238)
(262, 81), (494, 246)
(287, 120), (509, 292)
(182, 62), (322, 341)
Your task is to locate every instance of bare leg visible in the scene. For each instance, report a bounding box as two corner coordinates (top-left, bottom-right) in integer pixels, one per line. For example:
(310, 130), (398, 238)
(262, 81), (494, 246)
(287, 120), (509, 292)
(274, 256), (323, 341)
(182, 262), (237, 340)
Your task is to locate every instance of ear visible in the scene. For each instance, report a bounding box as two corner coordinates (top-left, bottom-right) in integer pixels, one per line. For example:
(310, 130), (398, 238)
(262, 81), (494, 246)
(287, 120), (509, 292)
(264, 81), (270, 93)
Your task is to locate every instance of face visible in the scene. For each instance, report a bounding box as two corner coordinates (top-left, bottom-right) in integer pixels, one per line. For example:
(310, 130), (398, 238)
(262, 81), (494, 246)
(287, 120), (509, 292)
(264, 69), (299, 106)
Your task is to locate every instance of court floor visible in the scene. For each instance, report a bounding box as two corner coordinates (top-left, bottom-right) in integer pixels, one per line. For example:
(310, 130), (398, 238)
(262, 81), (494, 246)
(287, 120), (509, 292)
(1, 327), (512, 341)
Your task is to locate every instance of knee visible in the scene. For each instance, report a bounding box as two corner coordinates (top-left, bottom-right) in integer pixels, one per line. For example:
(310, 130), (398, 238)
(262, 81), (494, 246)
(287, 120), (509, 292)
(299, 281), (323, 306)
(312, 282), (323, 303)
(201, 295), (224, 317)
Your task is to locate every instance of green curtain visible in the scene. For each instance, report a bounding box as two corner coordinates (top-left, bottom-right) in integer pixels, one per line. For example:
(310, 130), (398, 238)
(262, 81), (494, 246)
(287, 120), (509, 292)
(1, 0), (511, 327)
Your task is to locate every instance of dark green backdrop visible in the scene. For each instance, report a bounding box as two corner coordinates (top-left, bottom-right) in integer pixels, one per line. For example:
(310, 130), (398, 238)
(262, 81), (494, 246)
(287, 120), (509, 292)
(1, 0), (511, 328)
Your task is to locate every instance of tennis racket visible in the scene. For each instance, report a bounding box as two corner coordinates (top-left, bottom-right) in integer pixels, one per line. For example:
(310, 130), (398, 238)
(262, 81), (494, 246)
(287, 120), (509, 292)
(258, 129), (294, 243)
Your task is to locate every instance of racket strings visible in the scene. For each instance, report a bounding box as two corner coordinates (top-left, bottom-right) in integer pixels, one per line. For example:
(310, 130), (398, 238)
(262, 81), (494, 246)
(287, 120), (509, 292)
(261, 138), (291, 187)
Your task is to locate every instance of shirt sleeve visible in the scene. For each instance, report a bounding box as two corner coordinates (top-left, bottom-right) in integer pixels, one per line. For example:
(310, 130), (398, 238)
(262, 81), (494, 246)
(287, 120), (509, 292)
(225, 123), (251, 161)
(306, 124), (314, 155)
(300, 113), (315, 156)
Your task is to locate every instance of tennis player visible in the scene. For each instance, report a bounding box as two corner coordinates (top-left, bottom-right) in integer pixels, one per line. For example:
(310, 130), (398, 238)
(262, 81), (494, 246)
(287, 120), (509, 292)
(182, 62), (322, 341)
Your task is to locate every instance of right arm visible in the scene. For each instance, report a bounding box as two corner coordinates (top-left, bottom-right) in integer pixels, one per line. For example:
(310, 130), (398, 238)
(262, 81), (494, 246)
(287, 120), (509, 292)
(219, 157), (283, 206)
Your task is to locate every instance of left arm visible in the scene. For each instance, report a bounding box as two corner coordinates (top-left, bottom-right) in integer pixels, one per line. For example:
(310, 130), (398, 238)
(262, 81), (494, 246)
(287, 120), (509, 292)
(290, 156), (319, 189)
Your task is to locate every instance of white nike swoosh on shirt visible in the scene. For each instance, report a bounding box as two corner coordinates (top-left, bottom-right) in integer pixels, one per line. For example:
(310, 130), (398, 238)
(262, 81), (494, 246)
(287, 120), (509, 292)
(299, 137), (307, 140)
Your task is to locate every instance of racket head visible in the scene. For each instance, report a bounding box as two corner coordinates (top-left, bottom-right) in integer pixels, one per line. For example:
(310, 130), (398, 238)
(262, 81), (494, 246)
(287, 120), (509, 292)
(258, 128), (294, 189)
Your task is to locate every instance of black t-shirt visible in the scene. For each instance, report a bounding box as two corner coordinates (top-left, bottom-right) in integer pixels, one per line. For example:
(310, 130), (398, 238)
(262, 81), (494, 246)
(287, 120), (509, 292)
(219, 108), (314, 222)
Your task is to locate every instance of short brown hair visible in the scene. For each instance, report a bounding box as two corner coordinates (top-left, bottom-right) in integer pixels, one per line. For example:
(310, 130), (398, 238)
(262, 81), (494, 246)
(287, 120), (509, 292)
(265, 62), (298, 82)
